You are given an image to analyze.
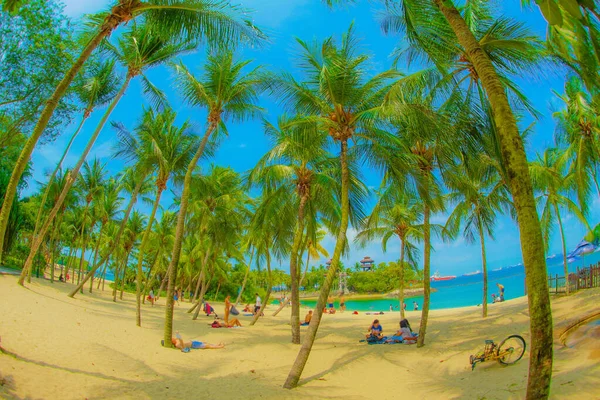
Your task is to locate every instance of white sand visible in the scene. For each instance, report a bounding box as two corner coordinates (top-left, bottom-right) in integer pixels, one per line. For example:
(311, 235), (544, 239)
(1, 275), (599, 399)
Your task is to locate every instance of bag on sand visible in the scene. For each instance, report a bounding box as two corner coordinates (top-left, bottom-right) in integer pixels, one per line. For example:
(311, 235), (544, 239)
(230, 306), (240, 316)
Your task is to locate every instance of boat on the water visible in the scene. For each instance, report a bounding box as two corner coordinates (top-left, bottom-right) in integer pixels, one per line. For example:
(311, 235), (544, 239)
(431, 271), (456, 282)
(462, 270), (481, 277)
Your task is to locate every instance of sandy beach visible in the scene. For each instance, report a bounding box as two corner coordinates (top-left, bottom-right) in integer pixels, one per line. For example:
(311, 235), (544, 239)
(1, 275), (598, 400)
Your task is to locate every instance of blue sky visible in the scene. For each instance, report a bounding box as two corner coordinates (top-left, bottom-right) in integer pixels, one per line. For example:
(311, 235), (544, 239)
(28, 0), (599, 275)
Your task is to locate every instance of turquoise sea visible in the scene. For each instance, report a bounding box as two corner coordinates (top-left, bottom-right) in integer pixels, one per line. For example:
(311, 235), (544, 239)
(300, 251), (600, 312)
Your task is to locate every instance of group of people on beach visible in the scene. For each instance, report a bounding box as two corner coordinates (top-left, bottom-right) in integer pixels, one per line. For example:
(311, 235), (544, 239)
(492, 283), (505, 303)
(389, 301), (420, 312)
(366, 318), (418, 344)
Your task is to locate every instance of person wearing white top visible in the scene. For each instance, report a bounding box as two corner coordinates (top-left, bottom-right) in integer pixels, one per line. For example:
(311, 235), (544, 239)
(254, 293), (262, 314)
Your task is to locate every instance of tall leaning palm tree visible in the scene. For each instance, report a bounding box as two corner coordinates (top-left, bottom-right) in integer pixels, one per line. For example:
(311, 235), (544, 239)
(280, 26), (387, 389)
(0, 0), (262, 260)
(19, 22), (193, 286)
(162, 51), (264, 347)
(370, 1), (554, 396)
(114, 107), (197, 326)
(530, 148), (588, 295)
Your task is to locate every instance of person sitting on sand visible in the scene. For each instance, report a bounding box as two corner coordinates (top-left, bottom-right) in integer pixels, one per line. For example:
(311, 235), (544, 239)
(243, 304), (252, 313)
(491, 293), (502, 303)
(301, 310), (313, 326)
(366, 319), (383, 340)
(167, 331), (225, 352)
(59, 274), (64, 282)
(386, 319), (417, 344)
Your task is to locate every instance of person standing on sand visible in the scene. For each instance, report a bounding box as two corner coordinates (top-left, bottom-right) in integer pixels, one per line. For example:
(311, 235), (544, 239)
(339, 295), (346, 313)
(254, 293), (261, 315)
(413, 301), (418, 311)
(496, 283), (505, 301)
(327, 295), (334, 310)
(225, 295), (232, 323)
(174, 288), (180, 306)
(149, 289), (155, 306)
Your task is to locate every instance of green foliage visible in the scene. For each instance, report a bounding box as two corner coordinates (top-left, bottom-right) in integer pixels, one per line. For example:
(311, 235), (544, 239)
(0, 0), (78, 142)
(347, 262), (421, 294)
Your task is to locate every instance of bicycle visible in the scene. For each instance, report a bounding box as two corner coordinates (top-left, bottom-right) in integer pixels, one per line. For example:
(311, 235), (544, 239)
(469, 335), (526, 371)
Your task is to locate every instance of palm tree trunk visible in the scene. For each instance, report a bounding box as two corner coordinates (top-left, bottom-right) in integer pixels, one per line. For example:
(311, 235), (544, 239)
(299, 246), (311, 289)
(69, 172), (145, 297)
(190, 249), (211, 310)
(76, 206), (91, 286)
(192, 270), (211, 320)
(0, 25), (116, 263)
(478, 219), (488, 318)
(97, 256), (110, 291)
(235, 248), (254, 306)
(284, 139), (350, 389)
(32, 112), (89, 245)
(89, 221), (106, 293)
(250, 247), (273, 326)
(213, 281), (221, 301)
(49, 222), (59, 283)
(554, 203), (569, 295)
(417, 198), (431, 348)
(18, 75), (133, 286)
(142, 250), (161, 304)
(135, 186), (164, 327)
(289, 194), (308, 344)
(433, 2), (553, 397)
(163, 122), (217, 348)
(112, 256), (125, 302)
(399, 236), (405, 320)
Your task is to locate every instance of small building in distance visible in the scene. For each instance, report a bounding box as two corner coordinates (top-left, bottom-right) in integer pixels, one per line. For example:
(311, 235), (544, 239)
(359, 256), (374, 272)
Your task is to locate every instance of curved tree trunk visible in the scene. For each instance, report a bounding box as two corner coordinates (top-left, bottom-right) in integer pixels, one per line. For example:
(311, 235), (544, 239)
(284, 139), (350, 389)
(289, 195), (308, 344)
(417, 199), (431, 348)
(299, 246), (311, 289)
(399, 236), (405, 320)
(250, 247), (272, 326)
(18, 75), (132, 286)
(96, 256), (110, 291)
(32, 113), (88, 246)
(76, 207), (92, 287)
(69, 173), (145, 297)
(135, 186), (164, 327)
(189, 249), (211, 312)
(433, 2), (553, 397)
(192, 270), (211, 320)
(554, 203), (569, 295)
(0, 25), (115, 263)
(478, 220), (488, 318)
(163, 122), (216, 348)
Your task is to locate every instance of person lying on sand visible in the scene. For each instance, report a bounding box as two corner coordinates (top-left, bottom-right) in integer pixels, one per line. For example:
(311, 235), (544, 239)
(243, 304), (252, 312)
(301, 310), (313, 326)
(165, 332), (225, 352)
(366, 319), (383, 340)
(211, 318), (242, 328)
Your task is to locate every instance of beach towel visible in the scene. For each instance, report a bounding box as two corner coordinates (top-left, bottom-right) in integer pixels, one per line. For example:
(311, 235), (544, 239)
(360, 336), (388, 345)
(365, 312), (384, 315)
(243, 313), (253, 317)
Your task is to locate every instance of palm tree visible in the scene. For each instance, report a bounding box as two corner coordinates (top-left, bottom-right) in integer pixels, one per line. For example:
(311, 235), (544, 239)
(0, 0), (263, 259)
(553, 77), (600, 209)
(247, 116), (336, 343)
(445, 161), (511, 317)
(372, 1), (554, 396)
(162, 51), (264, 347)
(114, 107), (196, 326)
(19, 22), (194, 285)
(142, 211), (175, 302)
(73, 159), (106, 288)
(89, 177), (123, 292)
(355, 188), (423, 320)
(31, 60), (119, 246)
(530, 148), (589, 295)
(113, 210), (146, 302)
(279, 26), (387, 388)
(69, 167), (153, 296)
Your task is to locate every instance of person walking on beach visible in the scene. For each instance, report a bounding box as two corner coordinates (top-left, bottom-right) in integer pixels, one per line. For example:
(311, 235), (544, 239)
(254, 293), (261, 315)
(339, 295), (346, 313)
(149, 289), (155, 306)
(174, 288), (180, 306)
(413, 301), (419, 311)
(496, 283), (505, 301)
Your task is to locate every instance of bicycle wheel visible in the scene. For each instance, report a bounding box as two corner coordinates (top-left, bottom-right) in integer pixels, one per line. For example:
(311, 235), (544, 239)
(497, 335), (526, 365)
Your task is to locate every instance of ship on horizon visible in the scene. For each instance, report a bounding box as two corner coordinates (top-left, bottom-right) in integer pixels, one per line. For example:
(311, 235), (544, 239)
(462, 270), (481, 277)
(430, 271), (456, 282)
